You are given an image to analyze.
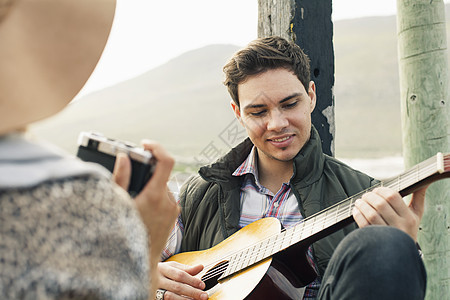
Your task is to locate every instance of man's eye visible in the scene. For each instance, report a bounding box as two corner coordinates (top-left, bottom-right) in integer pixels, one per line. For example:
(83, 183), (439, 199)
(284, 101), (298, 109)
(250, 110), (266, 116)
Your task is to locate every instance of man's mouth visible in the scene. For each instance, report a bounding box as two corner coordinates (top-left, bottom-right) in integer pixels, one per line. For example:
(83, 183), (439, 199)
(268, 135), (293, 143)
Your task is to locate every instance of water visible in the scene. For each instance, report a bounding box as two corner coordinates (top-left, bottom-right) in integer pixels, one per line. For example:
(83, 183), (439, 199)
(339, 156), (405, 180)
(168, 157), (406, 199)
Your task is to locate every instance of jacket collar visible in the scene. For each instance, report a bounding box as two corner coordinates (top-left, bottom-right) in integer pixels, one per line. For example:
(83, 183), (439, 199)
(198, 138), (253, 188)
(291, 126), (326, 188)
(199, 125), (326, 188)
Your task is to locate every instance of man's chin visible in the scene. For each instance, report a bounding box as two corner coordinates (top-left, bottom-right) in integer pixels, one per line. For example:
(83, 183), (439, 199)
(268, 151), (297, 163)
(257, 145), (300, 163)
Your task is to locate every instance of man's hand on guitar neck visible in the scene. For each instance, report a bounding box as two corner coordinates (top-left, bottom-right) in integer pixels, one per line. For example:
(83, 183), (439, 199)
(352, 186), (428, 242)
(157, 261), (209, 300)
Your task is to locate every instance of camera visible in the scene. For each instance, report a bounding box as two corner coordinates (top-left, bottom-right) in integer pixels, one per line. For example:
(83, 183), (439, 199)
(76, 132), (156, 196)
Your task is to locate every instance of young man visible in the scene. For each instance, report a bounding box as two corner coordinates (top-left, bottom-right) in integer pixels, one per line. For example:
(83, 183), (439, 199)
(157, 36), (427, 300)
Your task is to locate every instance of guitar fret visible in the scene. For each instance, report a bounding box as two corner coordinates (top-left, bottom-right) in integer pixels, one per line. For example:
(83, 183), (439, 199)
(262, 236), (271, 259)
(319, 209), (327, 231)
(226, 250), (240, 276)
(248, 244), (258, 266)
(298, 219), (305, 241)
(269, 235), (276, 257)
(276, 230), (285, 251)
(283, 230), (291, 249)
(255, 243), (264, 264)
(416, 164), (420, 184)
(226, 256), (235, 276)
(237, 249), (246, 272)
(348, 198), (353, 219)
(328, 205), (340, 227)
(279, 232), (288, 250)
(287, 227), (295, 248)
(240, 248), (250, 271)
(400, 168), (415, 191)
(290, 223), (299, 245)
(302, 221), (311, 240)
(309, 216), (316, 236)
(252, 245), (260, 266)
(271, 234), (280, 253)
(330, 207), (339, 226)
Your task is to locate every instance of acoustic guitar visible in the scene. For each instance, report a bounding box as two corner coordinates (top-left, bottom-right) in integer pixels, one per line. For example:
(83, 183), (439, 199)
(166, 153), (450, 299)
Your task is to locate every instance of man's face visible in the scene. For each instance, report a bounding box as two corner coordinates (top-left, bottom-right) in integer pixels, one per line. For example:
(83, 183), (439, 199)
(232, 68), (316, 166)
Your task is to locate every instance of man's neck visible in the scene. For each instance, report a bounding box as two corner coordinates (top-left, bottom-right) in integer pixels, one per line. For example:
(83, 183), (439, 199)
(257, 152), (294, 194)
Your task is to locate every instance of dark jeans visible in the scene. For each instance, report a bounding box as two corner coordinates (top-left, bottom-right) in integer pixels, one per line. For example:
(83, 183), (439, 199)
(317, 226), (427, 300)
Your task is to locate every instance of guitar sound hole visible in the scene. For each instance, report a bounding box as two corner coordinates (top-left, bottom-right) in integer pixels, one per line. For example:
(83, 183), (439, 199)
(201, 261), (228, 291)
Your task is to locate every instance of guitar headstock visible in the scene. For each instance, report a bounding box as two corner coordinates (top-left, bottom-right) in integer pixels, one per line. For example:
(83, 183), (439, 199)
(438, 152), (450, 176)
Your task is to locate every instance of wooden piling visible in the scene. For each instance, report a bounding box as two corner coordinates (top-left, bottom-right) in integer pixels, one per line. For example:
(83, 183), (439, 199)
(258, 0), (335, 156)
(397, 1), (450, 298)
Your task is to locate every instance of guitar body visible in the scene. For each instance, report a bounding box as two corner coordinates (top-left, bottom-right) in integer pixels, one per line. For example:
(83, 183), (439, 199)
(166, 217), (316, 300)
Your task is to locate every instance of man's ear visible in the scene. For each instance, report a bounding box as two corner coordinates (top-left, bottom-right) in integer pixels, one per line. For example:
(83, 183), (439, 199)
(308, 81), (317, 113)
(230, 100), (243, 125)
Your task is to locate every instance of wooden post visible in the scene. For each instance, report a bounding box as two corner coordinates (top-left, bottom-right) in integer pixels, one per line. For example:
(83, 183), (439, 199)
(397, 0), (450, 298)
(258, 0), (335, 156)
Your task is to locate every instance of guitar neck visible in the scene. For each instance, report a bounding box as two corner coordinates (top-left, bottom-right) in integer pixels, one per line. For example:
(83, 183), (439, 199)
(223, 153), (450, 278)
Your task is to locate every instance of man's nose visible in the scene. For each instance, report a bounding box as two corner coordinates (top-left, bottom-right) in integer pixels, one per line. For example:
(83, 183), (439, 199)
(267, 110), (289, 131)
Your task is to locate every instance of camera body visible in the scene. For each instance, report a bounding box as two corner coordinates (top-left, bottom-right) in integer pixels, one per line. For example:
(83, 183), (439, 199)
(76, 132), (156, 196)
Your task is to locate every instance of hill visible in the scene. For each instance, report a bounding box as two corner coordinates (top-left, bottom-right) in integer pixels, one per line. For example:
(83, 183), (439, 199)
(334, 15), (402, 157)
(30, 44), (239, 168)
(30, 10), (450, 170)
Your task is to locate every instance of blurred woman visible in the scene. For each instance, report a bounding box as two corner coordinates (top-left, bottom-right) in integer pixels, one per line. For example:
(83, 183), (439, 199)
(0, 1), (179, 299)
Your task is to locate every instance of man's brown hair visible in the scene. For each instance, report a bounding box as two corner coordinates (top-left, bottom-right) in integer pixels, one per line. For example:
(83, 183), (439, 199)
(223, 36), (311, 107)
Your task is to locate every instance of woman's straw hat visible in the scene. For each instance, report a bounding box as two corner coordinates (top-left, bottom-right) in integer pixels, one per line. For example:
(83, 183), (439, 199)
(0, 0), (116, 135)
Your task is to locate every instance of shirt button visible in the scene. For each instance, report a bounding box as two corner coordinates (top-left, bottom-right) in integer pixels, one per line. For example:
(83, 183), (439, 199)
(274, 202), (279, 208)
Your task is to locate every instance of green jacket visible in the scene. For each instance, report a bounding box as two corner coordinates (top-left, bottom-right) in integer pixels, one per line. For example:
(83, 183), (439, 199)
(178, 127), (378, 276)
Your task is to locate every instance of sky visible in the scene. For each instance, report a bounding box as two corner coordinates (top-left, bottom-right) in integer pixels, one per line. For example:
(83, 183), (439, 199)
(78, 0), (447, 97)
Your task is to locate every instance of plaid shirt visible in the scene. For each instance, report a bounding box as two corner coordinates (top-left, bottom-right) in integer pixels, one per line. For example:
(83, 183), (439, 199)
(162, 147), (321, 299)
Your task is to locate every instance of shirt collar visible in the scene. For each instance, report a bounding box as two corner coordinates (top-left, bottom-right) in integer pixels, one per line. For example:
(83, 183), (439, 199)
(232, 146), (258, 178)
(232, 146), (295, 195)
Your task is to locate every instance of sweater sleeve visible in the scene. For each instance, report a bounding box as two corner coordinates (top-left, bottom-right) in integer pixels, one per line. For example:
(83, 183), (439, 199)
(0, 176), (150, 300)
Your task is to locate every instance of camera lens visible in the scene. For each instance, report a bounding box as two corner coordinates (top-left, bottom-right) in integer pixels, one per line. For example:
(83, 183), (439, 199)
(87, 139), (100, 150)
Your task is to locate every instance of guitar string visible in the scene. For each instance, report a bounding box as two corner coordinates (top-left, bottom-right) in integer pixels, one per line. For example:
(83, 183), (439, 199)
(199, 193), (362, 282)
(202, 156), (449, 281)
(200, 162), (439, 282)
(199, 162), (438, 284)
(200, 159), (441, 282)
(200, 183), (431, 283)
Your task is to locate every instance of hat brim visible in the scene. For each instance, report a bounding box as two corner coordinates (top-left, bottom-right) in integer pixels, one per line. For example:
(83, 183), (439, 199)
(0, 0), (116, 134)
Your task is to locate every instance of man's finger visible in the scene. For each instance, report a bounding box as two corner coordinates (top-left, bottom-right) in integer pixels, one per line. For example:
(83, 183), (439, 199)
(160, 262), (205, 289)
(158, 262), (207, 299)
